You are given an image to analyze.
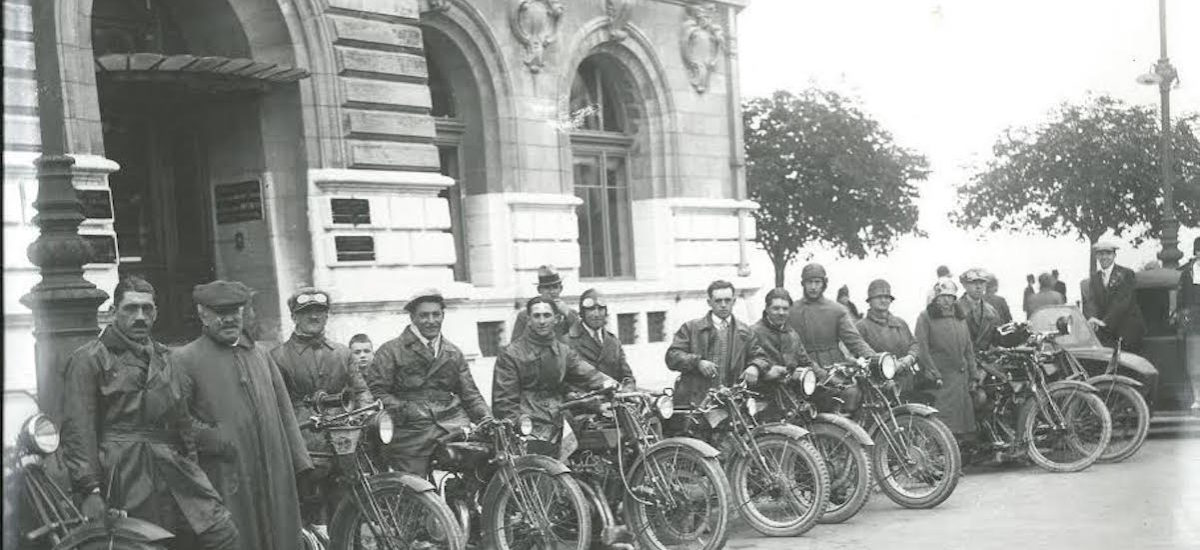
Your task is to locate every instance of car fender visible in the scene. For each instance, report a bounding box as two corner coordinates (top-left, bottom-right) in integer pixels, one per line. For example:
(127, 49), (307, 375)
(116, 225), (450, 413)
(751, 422), (810, 441)
(813, 413), (874, 446)
(364, 471), (438, 493)
(53, 516), (173, 550)
(1085, 374), (1144, 389)
(890, 402), (940, 418)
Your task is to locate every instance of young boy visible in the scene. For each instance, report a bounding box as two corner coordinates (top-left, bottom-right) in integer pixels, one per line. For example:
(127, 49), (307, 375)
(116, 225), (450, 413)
(349, 333), (374, 373)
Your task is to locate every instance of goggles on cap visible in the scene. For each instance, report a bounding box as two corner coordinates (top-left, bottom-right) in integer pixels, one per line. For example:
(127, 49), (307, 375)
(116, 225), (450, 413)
(580, 297), (607, 310)
(295, 293), (329, 306)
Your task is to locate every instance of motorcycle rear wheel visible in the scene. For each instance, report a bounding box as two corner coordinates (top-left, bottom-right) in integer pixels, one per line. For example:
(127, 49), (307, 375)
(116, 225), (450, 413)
(329, 476), (464, 550)
(809, 422), (872, 524)
(1023, 388), (1111, 473)
(728, 435), (829, 537)
(1094, 383), (1149, 463)
(481, 465), (591, 550)
(623, 445), (731, 550)
(872, 414), (960, 509)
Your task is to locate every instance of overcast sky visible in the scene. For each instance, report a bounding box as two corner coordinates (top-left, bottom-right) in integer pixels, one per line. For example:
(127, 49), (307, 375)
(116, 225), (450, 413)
(737, 0), (1200, 322)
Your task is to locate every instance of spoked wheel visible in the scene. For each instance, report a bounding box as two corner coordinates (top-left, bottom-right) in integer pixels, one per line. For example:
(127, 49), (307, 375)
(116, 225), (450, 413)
(872, 414), (960, 509)
(481, 465), (591, 550)
(809, 422), (872, 524)
(623, 445), (731, 550)
(1094, 383), (1149, 463)
(728, 435), (829, 537)
(329, 476), (465, 550)
(1023, 388), (1112, 473)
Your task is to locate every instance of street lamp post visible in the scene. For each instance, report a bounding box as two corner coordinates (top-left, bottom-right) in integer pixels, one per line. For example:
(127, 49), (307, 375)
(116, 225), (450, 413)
(1140, 0), (1182, 268)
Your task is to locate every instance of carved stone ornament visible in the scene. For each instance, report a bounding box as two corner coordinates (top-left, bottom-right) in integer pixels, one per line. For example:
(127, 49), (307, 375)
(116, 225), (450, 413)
(680, 3), (725, 93)
(605, 0), (635, 41)
(511, 0), (565, 73)
(424, 0), (452, 13)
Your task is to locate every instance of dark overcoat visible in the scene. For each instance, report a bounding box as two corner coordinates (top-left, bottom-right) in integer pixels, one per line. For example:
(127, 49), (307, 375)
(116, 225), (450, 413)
(270, 333), (372, 455)
(915, 305), (979, 435)
(1084, 264), (1146, 348)
(565, 320), (634, 383)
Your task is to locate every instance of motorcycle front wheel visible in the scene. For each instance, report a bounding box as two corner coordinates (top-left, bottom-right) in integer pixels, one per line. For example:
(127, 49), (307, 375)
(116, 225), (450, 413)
(872, 414), (960, 509)
(728, 435), (829, 537)
(809, 422), (872, 524)
(1094, 382), (1149, 463)
(480, 464), (591, 550)
(329, 476), (465, 550)
(624, 445), (731, 550)
(1023, 388), (1111, 473)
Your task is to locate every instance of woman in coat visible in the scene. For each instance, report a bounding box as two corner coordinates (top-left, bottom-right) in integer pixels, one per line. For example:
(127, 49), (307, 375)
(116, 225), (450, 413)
(915, 278), (981, 438)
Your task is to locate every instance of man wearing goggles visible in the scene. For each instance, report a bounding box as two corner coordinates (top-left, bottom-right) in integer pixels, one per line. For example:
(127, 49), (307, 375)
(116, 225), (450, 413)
(566, 289), (634, 384)
(269, 287), (372, 535)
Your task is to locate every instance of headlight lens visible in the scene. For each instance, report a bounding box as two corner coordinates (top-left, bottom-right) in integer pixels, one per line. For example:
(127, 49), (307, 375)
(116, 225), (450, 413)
(23, 414), (59, 454)
(655, 395), (674, 419)
(879, 354), (897, 380)
(518, 415), (534, 436)
(376, 411), (394, 444)
(800, 368), (818, 396)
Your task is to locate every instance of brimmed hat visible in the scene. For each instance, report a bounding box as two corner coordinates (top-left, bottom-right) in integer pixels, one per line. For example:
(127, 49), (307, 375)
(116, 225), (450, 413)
(536, 265), (563, 287)
(1092, 238), (1120, 252)
(933, 277), (959, 298)
(287, 287), (330, 314)
(867, 279), (894, 301)
(193, 280), (252, 310)
(961, 268), (990, 283)
(405, 288), (445, 313)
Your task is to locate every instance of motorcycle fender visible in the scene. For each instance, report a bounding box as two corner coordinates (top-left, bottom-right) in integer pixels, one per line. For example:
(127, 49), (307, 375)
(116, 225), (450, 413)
(53, 516), (174, 549)
(513, 453), (572, 476)
(646, 437), (721, 460)
(751, 422), (810, 441)
(1084, 374), (1143, 389)
(813, 413), (874, 447)
(890, 402), (939, 418)
(1045, 379), (1099, 395)
(366, 471), (438, 494)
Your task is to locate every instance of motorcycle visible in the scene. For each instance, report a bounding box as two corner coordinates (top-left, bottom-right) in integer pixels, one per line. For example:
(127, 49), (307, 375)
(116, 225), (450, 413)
(771, 368), (876, 524)
(671, 381), (829, 537)
(975, 323), (1114, 473)
(2, 390), (173, 549)
(431, 415), (591, 550)
(821, 353), (962, 509)
(300, 391), (464, 550)
(561, 384), (732, 550)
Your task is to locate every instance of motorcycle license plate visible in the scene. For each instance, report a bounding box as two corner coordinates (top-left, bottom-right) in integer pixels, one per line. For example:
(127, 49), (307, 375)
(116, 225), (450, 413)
(328, 426), (361, 455)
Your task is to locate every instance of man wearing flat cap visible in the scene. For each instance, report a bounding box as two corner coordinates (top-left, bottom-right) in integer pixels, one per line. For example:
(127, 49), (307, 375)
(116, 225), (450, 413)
(1084, 238), (1145, 351)
(958, 268), (1003, 351)
(270, 287), (371, 533)
(175, 280), (312, 550)
(365, 288), (490, 476)
(566, 289), (635, 384)
(511, 265), (580, 342)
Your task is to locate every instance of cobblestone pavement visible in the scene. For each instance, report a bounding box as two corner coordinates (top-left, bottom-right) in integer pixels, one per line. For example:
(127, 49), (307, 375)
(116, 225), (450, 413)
(726, 437), (1200, 550)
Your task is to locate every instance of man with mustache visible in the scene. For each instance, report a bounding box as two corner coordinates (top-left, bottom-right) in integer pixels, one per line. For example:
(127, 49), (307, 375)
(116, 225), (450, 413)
(270, 287), (371, 535)
(174, 280), (313, 550)
(60, 276), (239, 549)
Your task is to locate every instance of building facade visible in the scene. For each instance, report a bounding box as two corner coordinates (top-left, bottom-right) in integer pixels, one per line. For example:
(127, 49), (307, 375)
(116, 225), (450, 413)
(3, 0), (758, 395)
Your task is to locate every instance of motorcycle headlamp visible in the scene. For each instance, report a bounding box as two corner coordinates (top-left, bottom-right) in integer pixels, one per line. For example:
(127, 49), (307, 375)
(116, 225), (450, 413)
(21, 414), (59, 455)
(655, 395), (674, 420)
(798, 368), (818, 396)
(874, 354), (898, 380)
(376, 411), (394, 444)
(518, 415), (534, 436)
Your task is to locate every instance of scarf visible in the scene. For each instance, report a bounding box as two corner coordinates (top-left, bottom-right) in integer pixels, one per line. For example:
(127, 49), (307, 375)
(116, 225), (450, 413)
(866, 309), (892, 325)
(292, 331), (327, 349)
(526, 330), (561, 386)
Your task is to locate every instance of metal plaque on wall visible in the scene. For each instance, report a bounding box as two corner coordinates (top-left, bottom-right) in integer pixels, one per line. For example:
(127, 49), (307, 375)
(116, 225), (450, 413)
(214, 180), (264, 224)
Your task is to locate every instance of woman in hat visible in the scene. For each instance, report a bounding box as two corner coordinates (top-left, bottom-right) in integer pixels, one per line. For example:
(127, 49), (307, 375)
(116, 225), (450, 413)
(855, 279), (920, 396)
(915, 278), (981, 439)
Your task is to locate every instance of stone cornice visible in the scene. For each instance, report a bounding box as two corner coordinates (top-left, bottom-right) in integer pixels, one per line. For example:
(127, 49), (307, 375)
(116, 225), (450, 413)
(310, 168), (454, 193)
(504, 193), (584, 208)
(667, 197), (759, 210)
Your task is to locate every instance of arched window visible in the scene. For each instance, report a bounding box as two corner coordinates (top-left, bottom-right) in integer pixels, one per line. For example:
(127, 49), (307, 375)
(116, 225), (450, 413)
(570, 57), (634, 279)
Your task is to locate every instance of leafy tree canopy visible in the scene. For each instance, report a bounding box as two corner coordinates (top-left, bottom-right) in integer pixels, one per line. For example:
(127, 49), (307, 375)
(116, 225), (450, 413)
(744, 89), (929, 287)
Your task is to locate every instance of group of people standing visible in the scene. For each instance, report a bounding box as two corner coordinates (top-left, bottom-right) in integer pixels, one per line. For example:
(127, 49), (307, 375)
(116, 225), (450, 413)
(53, 235), (1192, 549)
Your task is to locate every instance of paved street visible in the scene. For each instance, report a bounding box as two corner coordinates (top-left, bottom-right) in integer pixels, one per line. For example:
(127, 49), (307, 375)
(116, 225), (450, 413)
(727, 437), (1200, 550)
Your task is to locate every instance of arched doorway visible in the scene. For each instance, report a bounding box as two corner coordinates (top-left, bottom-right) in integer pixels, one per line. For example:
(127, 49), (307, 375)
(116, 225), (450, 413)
(92, 0), (309, 343)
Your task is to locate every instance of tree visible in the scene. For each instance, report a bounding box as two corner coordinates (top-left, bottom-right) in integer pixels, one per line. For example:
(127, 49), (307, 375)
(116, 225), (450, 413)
(952, 94), (1200, 273)
(744, 89), (928, 288)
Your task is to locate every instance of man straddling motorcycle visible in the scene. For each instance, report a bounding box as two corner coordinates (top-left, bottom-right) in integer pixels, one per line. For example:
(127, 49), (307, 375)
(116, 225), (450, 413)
(855, 279), (923, 399)
(365, 288), (492, 477)
(565, 289), (635, 385)
(492, 296), (618, 456)
(269, 287), (373, 538)
(748, 287), (819, 418)
(60, 276), (240, 549)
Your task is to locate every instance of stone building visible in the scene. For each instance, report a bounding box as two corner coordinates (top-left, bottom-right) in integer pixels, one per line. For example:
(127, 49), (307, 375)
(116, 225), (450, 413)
(3, 0), (758, 394)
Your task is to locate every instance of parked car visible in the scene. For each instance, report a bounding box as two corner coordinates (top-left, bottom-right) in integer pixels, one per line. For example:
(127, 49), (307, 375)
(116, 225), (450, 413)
(1134, 267), (1195, 411)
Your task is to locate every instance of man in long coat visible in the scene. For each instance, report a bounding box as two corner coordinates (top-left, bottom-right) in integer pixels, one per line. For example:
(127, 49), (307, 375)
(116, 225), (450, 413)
(494, 297), (615, 447)
(270, 287), (371, 529)
(176, 280), (312, 550)
(366, 289), (491, 476)
(915, 279), (981, 437)
(1084, 238), (1146, 351)
(60, 276), (239, 549)
(565, 289), (634, 384)
(511, 265), (580, 342)
(856, 279), (921, 396)
(666, 280), (770, 407)
(788, 263), (875, 367)
(959, 268), (1003, 351)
